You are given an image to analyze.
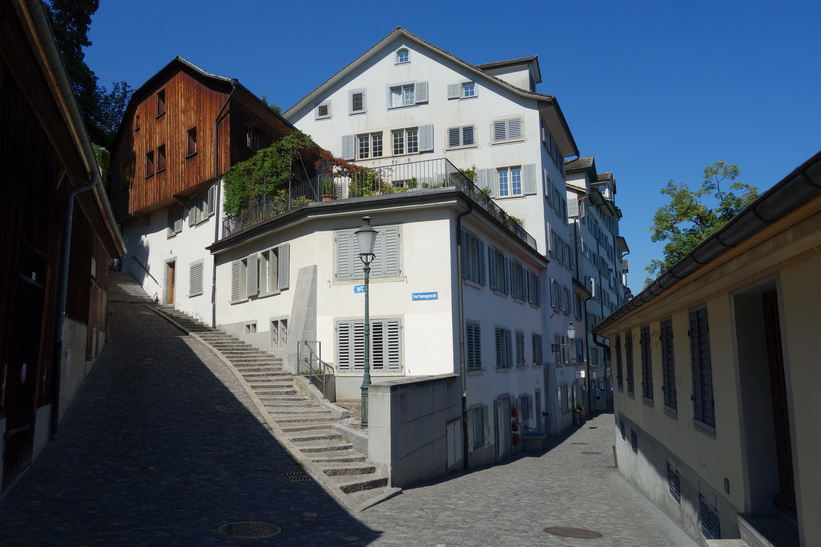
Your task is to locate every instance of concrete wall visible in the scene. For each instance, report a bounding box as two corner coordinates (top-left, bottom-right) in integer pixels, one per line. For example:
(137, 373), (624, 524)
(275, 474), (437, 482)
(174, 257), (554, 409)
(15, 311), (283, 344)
(368, 374), (462, 488)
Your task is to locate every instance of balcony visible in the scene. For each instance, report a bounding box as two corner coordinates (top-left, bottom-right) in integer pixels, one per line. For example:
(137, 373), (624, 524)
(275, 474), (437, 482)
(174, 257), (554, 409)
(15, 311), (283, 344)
(222, 157), (537, 250)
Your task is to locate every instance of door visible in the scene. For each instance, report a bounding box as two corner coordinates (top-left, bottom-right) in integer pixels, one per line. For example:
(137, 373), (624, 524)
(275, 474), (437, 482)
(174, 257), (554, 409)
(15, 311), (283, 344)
(535, 389), (543, 434)
(167, 261), (176, 304)
(762, 290), (796, 517)
(495, 397), (511, 461)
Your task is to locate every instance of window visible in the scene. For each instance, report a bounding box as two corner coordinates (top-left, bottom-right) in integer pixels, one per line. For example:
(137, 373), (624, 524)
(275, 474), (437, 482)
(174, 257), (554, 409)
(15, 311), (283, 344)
(466, 321), (482, 371)
(527, 270), (540, 306)
(245, 322), (257, 334)
(461, 230), (485, 285)
(488, 247), (509, 294)
(699, 494), (721, 539)
(357, 132), (383, 159)
(392, 127), (418, 155)
(640, 326), (653, 400)
(447, 125), (475, 148)
(667, 463), (681, 504)
(145, 151), (155, 178)
(188, 185), (216, 226)
(134, 114), (140, 132)
(690, 308), (715, 427)
(615, 335), (624, 389)
(156, 89), (166, 117)
(189, 260), (204, 297)
(271, 318), (288, 348)
(167, 205), (184, 237)
(497, 166), (522, 197)
(260, 244), (290, 295)
(349, 89), (366, 114)
(388, 81), (428, 108)
(335, 226), (400, 281)
(625, 331), (635, 393)
(492, 117), (523, 143)
(510, 260), (527, 301)
(532, 333), (543, 366)
(495, 327), (512, 369)
(336, 318), (402, 372)
(246, 125), (263, 151)
(187, 128), (198, 156)
(157, 145), (166, 173)
(230, 257), (248, 302)
(315, 102), (331, 120)
(470, 405), (488, 450)
(396, 48), (409, 64)
(515, 330), (526, 366)
(661, 319), (677, 409)
(448, 81), (476, 99)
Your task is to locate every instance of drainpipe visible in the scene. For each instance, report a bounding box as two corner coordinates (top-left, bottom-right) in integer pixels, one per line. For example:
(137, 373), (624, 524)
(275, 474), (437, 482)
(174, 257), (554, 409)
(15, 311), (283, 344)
(211, 81), (237, 328)
(455, 202), (472, 470)
(52, 172), (99, 437)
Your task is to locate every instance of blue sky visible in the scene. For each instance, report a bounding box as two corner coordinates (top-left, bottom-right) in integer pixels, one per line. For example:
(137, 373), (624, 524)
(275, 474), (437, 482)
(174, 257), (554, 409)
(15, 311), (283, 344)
(86, 0), (821, 294)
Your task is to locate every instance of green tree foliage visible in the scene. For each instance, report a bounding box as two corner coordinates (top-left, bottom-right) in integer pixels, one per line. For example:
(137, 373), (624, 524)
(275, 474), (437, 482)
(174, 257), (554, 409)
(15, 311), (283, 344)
(45, 0), (131, 149)
(646, 161), (759, 282)
(223, 131), (315, 219)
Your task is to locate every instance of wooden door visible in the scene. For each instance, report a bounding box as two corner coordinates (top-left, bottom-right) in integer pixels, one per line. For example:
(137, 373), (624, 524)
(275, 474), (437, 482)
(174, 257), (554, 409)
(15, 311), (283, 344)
(167, 261), (175, 304)
(762, 290), (796, 518)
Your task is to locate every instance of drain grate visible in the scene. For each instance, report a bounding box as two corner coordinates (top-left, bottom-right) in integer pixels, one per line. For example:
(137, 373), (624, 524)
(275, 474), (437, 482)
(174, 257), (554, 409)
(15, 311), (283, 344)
(218, 521), (281, 539)
(285, 472), (313, 482)
(544, 526), (603, 539)
(216, 404), (247, 413)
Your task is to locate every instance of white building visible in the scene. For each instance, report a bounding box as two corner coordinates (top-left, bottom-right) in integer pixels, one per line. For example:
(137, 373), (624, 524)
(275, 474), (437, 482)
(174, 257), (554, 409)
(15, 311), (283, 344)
(285, 27), (582, 434)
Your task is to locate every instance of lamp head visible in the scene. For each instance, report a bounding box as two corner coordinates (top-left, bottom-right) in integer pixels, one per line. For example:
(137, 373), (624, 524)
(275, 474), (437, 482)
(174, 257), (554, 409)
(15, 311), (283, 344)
(355, 216), (378, 264)
(567, 322), (576, 340)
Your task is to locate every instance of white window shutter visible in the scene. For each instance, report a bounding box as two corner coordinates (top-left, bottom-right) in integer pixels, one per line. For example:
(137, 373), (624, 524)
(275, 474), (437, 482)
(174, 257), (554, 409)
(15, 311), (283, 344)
(476, 168), (495, 197)
(522, 164), (537, 195)
(337, 322), (352, 372)
(246, 254), (259, 297)
(336, 232), (352, 280)
(385, 319), (402, 370)
(447, 83), (461, 99)
(277, 244), (290, 290)
(341, 135), (355, 161)
(419, 124), (434, 152)
(231, 261), (241, 302)
(508, 118), (523, 140)
(415, 81), (428, 103)
(492, 120), (506, 142)
(448, 127), (461, 148)
(381, 228), (400, 277)
(189, 262), (203, 296)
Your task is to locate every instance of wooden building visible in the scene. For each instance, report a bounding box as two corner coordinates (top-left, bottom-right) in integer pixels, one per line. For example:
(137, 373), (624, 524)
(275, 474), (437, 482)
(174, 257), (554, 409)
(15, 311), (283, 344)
(0, 0), (126, 491)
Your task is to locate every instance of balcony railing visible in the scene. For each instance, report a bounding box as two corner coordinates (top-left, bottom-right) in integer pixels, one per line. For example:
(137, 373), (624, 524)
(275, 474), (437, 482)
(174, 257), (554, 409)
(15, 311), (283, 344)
(222, 157), (537, 250)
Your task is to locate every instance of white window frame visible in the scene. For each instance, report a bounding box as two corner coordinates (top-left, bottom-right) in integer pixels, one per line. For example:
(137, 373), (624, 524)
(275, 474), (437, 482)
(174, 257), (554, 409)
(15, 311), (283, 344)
(349, 89), (366, 115)
(395, 48), (409, 64)
(356, 132), (383, 159)
(315, 102), (331, 120)
(188, 185), (216, 226)
(259, 243), (290, 296)
(388, 81), (428, 108)
(392, 127), (419, 155)
(448, 80), (477, 99)
(497, 166), (523, 198)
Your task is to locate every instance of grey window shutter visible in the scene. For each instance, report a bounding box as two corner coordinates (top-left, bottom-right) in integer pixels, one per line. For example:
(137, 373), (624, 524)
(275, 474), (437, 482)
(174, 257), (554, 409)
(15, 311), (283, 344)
(336, 231), (352, 280)
(460, 230), (468, 279)
(479, 240), (486, 285)
(174, 208), (183, 233)
(415, 81), (428, 103)
(246, 254), (259, 297)
(447, 83), (461, 99)
(488, 247), (497, 289)
(476, 168), (495, 197)
(492, 120), (506, 142)
(419, 124), (434, 152)
(231, 261), (241, 302)
(382, 228), (400, 277)
(341, 135), (355, 161)
(188, 202), (196, 226)
(508, 117), (523, 140)
(207, 185), (217, 216)
(336, 321), (352, 372)
(277, 244), (290, 290)
(448, 127), (461, 148)
(522, 164), (536, 195)
(189, 262), (203, 295)
(568, 194), (579, 217)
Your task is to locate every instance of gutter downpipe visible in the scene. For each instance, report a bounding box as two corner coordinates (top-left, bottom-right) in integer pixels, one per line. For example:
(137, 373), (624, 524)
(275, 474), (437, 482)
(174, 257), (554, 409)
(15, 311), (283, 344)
(455, 202), (472, 471)
(211, 81), (237, 328)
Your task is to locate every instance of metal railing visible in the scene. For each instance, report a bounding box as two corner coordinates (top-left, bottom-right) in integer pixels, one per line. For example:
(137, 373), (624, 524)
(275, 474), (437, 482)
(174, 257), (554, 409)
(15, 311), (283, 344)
(222, 157), (537, 250)
(296, 341), (334, 399)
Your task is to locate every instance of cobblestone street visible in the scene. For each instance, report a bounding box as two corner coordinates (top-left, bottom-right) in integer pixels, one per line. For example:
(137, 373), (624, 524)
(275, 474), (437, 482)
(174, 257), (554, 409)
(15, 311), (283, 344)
(0, 298), (694, 546)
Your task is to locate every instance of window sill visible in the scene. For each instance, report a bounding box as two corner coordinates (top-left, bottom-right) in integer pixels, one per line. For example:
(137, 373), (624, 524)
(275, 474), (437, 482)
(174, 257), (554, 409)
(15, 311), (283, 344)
(336, 371), (405, 377)
(258, 290), (282, 299)
(467, 368), (484, 376)
(495, 367), (512, 373)
(496, 194), (525, 200)
(664, 406), (678, 419)
(186, 152), (198, 159)
(490, 138), (525, 146)
(642, 397), (654, 408)
(188, 292), (203, 298)
(446, 144), (479, 151)
(349, 111), (367, 116)
(230, 298), (249, 305)
(693, 419), (716, 438)
(463, 279), (484, 290)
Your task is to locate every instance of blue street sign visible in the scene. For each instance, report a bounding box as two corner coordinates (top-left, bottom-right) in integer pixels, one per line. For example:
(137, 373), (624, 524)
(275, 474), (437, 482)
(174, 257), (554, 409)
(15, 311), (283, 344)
(412, 292), (438, 301)
(354, 285), (366, 293)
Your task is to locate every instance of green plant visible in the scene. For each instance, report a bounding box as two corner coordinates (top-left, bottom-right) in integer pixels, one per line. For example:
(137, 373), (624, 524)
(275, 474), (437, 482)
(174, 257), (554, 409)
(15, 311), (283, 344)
(408, 177), (418, 189)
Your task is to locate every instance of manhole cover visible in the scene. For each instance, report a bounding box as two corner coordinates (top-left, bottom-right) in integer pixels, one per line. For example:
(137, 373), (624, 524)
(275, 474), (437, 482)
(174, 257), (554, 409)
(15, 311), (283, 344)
(218, 521), (281, 538)
(544, 526), (603, 539)
(216, 404), (246, 413)
(285, 472), (312, 482)
(581, 451), (602, 455)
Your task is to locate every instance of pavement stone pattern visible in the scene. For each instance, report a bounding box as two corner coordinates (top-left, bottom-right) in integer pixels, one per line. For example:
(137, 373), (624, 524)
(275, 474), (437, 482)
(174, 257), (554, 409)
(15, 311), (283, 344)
(0, 278), (696, 546)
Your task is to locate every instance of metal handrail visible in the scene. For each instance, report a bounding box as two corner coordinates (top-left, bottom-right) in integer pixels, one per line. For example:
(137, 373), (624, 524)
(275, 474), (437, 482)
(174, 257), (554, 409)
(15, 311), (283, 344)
(296, 341), (334, 399)
(130, 255), (159, 286)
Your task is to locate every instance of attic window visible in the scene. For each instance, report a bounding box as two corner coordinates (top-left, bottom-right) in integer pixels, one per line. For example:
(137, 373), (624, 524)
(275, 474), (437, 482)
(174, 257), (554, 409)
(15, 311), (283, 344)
(315, 102), (331, 120)
(187, 127), (198, 156)
(246, 125), (263, 151)
(135, 114), (140, 132)
(396, 48), (409, 64)
(156, 90), (166, 117)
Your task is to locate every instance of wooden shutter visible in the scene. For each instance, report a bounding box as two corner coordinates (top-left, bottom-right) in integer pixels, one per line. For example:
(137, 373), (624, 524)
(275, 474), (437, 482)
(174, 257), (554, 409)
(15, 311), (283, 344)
(415, 81), (428, 103)
(189, 261), (203, 296)
(495, 327), (503, 368)
(341, 135), (355, 160)
(476, 168), (495, 197)
(448, 127), (461, 148)
(207, 185), (217, 216)
(508, 117), (522, 140)
(380, 227), (400, 277)
(522, 164), (536, 195)
(419, 124), (434, 152)
(246, 254), (259, 297)
(336, 322), (352, 371)
(231, 261), (241, 302)
(447, 83), (461, 99)
(336, 231), (352, 280)
(661, 319), (676, 409)
(492, 120), (507, 142)
(277, 244), (290, 290)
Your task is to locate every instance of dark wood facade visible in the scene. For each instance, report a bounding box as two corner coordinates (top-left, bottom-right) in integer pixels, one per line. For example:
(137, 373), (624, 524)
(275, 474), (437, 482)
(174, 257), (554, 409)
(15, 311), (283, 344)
(0, 0), (124, 491)
(110, 58), (299, 222)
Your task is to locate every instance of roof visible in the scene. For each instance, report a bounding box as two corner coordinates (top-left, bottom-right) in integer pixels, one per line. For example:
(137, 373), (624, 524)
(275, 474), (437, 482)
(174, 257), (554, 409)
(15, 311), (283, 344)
(283, 27), (579, 157)
(565, 156), (596, 173)
(594, 149), (821, 334)
(475, 56), (542, 85)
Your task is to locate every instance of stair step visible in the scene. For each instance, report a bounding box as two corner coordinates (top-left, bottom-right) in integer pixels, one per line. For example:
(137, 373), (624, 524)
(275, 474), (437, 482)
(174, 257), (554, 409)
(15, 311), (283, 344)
(285, 430), (340, 443)
(279, 423), (336, 433)
(272, 416), (337, 425)
(309, 451), (368, 464)
(320, 462), (376, 476)
(295, 441), (353, 453)
(336, 475), (389, 494)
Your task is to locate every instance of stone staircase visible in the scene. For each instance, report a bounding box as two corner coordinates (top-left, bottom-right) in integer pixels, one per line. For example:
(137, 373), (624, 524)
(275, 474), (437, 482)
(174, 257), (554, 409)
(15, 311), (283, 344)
(149, 303), (399, 512)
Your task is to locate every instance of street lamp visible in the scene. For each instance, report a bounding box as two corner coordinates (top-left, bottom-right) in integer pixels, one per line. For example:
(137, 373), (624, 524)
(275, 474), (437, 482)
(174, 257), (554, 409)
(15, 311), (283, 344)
(551, 322), (576, 353)
(355, 216), (378, 428)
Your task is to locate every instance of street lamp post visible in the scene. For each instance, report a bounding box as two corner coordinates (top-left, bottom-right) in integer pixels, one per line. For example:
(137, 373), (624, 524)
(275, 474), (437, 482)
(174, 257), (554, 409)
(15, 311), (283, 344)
(355, 216), (378, 428)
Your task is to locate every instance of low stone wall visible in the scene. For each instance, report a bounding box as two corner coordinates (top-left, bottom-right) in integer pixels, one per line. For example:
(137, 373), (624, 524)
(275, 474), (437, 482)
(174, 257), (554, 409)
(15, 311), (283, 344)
(368, 374), (462, 488)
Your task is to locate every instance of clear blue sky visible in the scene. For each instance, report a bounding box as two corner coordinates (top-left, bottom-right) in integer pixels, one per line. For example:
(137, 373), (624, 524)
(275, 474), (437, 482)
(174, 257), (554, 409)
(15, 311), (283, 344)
(86, 0), (821, 295)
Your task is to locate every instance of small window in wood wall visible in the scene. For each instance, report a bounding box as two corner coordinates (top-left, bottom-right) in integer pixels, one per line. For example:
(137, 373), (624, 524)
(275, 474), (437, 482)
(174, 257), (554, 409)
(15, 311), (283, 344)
(145, 151), (155, 178)
(156, 90), (166, 117)
(157, 145), (166, 172)
(135, 114), (140, 132)
(187, 127), (198, 157)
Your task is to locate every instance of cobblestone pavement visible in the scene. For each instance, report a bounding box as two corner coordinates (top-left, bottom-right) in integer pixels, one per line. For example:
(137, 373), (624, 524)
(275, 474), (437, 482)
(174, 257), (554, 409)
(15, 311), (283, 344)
(0, 298), (695, 546)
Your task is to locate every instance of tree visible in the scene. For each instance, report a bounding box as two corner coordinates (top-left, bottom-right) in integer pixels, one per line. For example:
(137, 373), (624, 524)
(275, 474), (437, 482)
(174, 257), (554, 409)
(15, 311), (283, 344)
(645, 161), (759, 282)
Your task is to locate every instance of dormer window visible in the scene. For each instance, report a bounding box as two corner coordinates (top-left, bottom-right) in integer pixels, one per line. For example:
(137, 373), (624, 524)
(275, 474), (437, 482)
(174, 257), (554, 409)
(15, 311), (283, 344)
(396, 48), (409, 64)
